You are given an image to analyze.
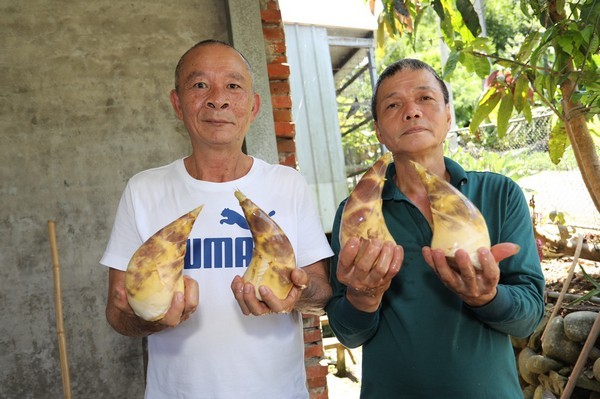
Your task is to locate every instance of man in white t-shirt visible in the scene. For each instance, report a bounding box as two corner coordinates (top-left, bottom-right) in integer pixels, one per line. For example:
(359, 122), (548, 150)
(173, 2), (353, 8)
(101, 39), (333, 399)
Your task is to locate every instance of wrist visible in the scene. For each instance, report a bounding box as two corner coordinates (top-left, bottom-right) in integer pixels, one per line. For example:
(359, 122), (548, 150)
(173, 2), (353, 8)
(346, 287), (382, 313)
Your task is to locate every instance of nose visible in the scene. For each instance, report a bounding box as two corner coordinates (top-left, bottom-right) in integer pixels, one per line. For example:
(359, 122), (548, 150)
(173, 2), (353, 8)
(404, 106), (422, 120)
(206, 88), (230, 109)
(403, 101), (423, 121)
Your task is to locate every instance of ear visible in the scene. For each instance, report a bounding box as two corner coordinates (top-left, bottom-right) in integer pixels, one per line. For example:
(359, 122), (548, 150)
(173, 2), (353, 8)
(374, 121), (384, 144)
(169, 89), (184, 120)
(250, 93), (261, 121)
(445, 103), (452, 131)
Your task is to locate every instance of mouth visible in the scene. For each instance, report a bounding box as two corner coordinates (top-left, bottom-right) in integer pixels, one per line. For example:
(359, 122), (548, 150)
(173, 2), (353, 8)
(203, 118), (232, 125)
(402, 126), (427, 135)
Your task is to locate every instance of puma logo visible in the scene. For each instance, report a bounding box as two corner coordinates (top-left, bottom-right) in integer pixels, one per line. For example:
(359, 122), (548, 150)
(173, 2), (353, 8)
(220, 208), (276, 230)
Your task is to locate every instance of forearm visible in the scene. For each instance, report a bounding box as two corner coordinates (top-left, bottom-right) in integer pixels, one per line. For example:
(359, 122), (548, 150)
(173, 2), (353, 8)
(106, 297), (168, 338)
(325, 293), (379, 348)
(295, 273), (332, 315)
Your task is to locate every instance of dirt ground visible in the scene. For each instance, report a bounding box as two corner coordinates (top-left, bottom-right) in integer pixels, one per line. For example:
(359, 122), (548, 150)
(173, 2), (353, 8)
(324, 253), (600, 399)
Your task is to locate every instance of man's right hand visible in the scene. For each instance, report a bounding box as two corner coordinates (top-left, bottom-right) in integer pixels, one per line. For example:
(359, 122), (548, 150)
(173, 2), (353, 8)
(337, 238), (403, 313)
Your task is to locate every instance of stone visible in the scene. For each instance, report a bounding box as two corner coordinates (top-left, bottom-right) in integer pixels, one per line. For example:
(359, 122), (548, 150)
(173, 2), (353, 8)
(538, 371), (566, 397)
(519, 347), (542, 385)
(594, 357), (600, 381)
(542, 316), (582, 364)
(526, 354), (563, 374)
(564, 311), (598, 342)
(575, 373), (600, 393)
(522, 384), (536, 399)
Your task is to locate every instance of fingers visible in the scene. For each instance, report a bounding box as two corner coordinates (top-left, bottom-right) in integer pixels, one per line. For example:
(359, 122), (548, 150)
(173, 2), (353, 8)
(181, 276), (199, 321)
(338, 238), (402, 289)
(160, 276), (199, 327)
(424, 246), (500, 306)
(231, 273), (303, 316)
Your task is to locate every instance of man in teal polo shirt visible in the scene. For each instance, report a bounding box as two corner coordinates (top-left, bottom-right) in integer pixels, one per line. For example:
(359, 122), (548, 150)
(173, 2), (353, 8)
(325, 59), (545, 398)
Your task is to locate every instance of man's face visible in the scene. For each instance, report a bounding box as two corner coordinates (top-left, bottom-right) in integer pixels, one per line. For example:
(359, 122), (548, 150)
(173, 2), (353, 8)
(170, 44), (260, 150)
(374, 68), (451, 156)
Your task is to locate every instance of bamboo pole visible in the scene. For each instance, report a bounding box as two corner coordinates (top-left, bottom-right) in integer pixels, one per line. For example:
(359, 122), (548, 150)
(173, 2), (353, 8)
(48, 221), (73, 399)
(541, 233), (584, 342)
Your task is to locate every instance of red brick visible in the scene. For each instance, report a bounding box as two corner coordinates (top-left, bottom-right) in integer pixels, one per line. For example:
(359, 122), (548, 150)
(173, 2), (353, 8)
(305, 363), (329, 380)
(303, 315), (321, 328)
(261, 9), (282, 23)
(309, 389), (329, 399)
(309, 387), (329, 399)
(271, 95), (292, 109)
(270, 81), (290, 96)
(267, 63), (290, 79)
(277, 138), (296, 153)
(304, 342), (324, 358)
(279, 153), (297, 167)
(304, 328), (324, 344)
(307, 376), (328, 389)
(275, 121), (295, 138)
(273, 109), (292, 122)
(269, 40), (287, 55)
(263, 26), (285, 41)
(261, 0), (279, 11)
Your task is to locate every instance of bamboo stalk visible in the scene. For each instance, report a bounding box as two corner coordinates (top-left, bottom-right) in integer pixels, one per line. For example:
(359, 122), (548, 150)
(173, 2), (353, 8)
(48, 221), (73, 399)
(541, 233), (584, 342)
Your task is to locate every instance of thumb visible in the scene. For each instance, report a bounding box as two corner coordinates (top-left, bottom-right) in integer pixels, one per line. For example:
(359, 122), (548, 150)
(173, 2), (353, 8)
(490, 243), (520, 263)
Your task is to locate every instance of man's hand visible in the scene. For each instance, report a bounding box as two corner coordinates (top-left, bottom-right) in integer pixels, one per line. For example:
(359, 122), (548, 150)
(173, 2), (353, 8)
(337, 237), (403, 313)
(230, 268), (307, 316)
(106, 269), (199, 336)
(422, 243), (520, 307)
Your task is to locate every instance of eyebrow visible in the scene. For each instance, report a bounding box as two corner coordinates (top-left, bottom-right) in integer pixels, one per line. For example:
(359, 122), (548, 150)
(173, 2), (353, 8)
(184, 71), (248, 85)
(382, 85), (439, 101)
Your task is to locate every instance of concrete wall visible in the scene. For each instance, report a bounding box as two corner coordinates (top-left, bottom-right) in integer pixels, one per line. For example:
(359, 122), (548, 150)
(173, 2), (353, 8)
(0, 1), (232, 397)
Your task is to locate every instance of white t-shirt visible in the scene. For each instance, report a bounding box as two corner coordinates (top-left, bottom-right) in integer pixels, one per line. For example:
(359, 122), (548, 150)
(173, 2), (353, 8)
(100, 157), (333, 399)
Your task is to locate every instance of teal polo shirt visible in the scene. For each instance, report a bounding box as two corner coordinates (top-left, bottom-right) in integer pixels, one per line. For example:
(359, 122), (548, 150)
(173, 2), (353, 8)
(326, 157), (545, 399)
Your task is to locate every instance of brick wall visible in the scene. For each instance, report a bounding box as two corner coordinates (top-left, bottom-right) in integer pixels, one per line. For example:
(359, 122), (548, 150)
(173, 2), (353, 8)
(259, 1), (330, 398)
(259, 0), (298, 168)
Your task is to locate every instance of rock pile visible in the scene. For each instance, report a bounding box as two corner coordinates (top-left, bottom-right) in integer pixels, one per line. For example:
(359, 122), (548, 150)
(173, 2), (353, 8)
(514, 310), (600, 398)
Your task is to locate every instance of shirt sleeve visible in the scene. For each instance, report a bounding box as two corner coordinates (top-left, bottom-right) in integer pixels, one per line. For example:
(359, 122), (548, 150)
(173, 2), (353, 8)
(467, 178), (546, 338)
(99, 182), (143, 271)
(324, 201), (381, 348)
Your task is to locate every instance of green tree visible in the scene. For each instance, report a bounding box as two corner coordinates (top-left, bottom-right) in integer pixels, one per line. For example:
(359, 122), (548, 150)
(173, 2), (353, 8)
(370, 0), (600, 212)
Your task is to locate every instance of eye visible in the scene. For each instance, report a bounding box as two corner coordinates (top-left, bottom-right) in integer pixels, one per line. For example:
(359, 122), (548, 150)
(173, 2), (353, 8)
(227, 83), (241, 89)
(192, 82), (207, 89)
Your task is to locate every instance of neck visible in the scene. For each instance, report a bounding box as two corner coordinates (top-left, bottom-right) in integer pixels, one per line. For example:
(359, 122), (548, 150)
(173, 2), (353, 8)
(184, 151), (253, 182)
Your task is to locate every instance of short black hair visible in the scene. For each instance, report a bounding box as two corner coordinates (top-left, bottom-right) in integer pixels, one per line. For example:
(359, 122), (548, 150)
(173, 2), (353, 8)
(371, 59), (449, 121)
(173, 39), (254, 92)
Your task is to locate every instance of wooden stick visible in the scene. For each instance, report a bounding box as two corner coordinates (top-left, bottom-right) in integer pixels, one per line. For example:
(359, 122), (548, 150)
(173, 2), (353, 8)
(48, 221), (73, 399)
(541, 233), (584, 342)
(561, 312), (600, 399)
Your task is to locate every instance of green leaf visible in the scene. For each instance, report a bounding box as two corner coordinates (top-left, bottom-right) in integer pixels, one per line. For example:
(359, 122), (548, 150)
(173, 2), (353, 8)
(522, 98), (532, 122)
(497, 93), (514, 138)
(520, 0), (531, 17)
(516, 32), (541, 60)
(442, 50), (461, 79)
(460, 51), (490, 79)
(456, 0), (481, 38)
(548, 119), (568, 165)
(470, 88), (501, 135)
(513, 74), (530, 113)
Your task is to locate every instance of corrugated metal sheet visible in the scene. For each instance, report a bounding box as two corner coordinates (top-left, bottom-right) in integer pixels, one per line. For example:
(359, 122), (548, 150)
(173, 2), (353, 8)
(285, 24), (349, 234)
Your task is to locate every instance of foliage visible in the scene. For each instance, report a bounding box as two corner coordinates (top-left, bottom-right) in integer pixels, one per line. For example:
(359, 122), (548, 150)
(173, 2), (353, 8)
(370, 0), (600, 164)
